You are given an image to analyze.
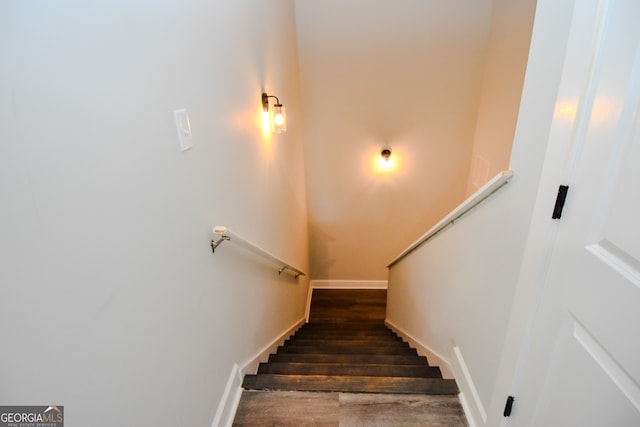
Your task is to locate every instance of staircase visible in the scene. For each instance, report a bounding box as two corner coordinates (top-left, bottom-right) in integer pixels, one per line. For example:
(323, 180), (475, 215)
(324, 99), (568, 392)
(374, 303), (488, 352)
(241, 289), (458, 395)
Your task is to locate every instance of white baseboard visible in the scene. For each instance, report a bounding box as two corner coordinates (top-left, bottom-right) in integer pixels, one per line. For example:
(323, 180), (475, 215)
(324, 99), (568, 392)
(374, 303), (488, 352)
(384, 319), (454, 379)
(452, 345), (487, 426)
(310, 280), (388, 290)
(211, 317), (306, 427)
(211, 363), (242, 427)
(305, 283), (314, 323)
(240, 317), (306, 376)
(457, 390), (479, 427)
(383, 322), (485, 426)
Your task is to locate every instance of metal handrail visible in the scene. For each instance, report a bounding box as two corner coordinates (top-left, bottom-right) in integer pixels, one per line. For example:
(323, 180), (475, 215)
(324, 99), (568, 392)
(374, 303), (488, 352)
(387, 170), (514, 268)
(210, 226), (306, 279)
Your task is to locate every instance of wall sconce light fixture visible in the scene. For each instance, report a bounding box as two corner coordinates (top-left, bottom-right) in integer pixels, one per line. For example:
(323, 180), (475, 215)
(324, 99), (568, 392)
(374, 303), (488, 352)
(262, 92), (287, 133)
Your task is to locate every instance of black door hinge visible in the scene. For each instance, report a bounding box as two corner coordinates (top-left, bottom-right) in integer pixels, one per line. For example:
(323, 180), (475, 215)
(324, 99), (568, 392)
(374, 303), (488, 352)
(504, 395), (515, 417)
(552, 185), (569, 219)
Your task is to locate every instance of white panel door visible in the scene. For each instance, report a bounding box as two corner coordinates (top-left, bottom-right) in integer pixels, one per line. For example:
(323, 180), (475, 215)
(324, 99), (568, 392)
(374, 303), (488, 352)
(512, 0), (640, 426)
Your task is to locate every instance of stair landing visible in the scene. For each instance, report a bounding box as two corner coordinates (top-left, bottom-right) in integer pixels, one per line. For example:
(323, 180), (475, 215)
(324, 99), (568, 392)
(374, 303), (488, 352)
(233, 390), (467, 426)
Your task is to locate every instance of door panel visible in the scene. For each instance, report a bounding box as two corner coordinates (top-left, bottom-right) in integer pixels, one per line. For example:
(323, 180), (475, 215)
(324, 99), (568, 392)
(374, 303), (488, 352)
(515, 0), (640, 425)
(537, 316), (640, 427)
(599, 119), (640, 261)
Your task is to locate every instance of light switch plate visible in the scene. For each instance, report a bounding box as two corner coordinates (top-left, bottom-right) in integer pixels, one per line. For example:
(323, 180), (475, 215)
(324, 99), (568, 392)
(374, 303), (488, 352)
(173, 109), (193, 151)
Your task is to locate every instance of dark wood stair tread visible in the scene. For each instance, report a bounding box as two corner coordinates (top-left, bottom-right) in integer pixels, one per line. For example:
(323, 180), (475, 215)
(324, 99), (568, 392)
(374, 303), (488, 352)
(268, 353), (430, 365)
(284, 338), (409, 348)
(277, 345), (416, 355)
(302, 322), (389, 329)
(242, 374), (459, 395)
(303, 321), (388, 328)
(257, 362), (443, 378)
(291, 329), (398, 336)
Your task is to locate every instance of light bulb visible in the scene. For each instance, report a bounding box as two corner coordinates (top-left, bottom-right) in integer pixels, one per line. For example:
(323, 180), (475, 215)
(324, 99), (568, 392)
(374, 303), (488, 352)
(272, 105), (287, 133)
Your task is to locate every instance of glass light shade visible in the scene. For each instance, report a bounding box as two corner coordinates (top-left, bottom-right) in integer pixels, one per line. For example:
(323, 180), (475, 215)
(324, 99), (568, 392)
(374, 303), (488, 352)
(272, 105), (287, 133)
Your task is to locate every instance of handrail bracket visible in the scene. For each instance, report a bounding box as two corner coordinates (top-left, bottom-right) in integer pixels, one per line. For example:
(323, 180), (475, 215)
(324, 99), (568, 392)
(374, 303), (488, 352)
(210, 235), (231, 253)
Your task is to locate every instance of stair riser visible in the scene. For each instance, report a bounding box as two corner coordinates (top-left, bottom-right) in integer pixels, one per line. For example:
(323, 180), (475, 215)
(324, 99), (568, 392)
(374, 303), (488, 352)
(294, 329), (399, 339)
(302, 322), (389, 328)
(277, 346), (417, 355)
(290, 335), (400, 342)
(242, 374), (459, 395)
(284, 339), (409, 348)
(257, 363), (443, 378)
(268, 354), (429, 365)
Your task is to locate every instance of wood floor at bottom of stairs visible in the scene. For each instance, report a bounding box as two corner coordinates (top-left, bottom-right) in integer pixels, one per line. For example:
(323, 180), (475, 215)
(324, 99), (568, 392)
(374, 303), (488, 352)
(232, 390), (467, 427)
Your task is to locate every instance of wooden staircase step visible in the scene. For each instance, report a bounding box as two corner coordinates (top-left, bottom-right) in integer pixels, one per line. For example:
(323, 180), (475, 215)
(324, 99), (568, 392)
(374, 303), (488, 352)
(298, 328), (391, 335)
(268, 353), (429, 365)
(277, 345), (417, 355)
(303, 321), (388, 328)
(290, 334), (398, 341)
(284, 338), (409, 348)
(292, 328), (397, 336)
(257, 362), (443, 378)
(242, 374), (459, 395)
(302, 323), (388, 331)
(289, 334), (400, 342)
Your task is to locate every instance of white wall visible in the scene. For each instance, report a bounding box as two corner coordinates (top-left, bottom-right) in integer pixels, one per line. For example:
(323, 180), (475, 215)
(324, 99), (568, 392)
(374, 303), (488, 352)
(0, 1), (308, 426)
(295, 0), (494, 280)
(386, 0), (575, 425)
(466, 0), (537, 194)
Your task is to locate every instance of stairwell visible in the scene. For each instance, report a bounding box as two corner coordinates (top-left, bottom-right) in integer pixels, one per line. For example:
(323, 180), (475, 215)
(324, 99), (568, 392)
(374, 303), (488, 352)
(232, 289), (467, 426)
